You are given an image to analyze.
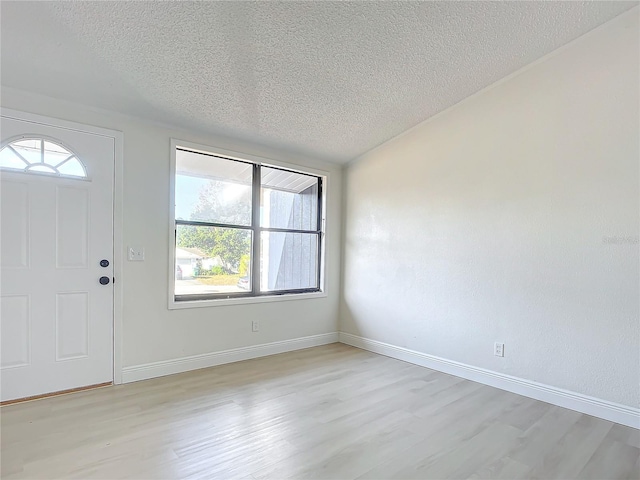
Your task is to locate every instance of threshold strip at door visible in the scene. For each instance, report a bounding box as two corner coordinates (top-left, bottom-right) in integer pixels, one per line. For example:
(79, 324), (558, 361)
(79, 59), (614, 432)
(0, 382), (113, 406)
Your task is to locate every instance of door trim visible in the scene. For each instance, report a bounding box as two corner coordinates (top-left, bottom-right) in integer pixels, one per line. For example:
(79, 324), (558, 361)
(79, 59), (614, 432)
(0, 107), (124, 385)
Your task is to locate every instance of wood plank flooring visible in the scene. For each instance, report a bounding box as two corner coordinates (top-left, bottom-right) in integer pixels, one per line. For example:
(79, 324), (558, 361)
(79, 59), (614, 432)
(1, 343), (638, 479)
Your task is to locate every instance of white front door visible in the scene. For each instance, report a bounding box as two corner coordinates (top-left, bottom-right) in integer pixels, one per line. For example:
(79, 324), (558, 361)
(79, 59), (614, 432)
(0, 114), (114, 402)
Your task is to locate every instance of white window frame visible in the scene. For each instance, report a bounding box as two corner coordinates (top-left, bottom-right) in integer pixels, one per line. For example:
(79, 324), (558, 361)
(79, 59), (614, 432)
(168, 139), (328, 309)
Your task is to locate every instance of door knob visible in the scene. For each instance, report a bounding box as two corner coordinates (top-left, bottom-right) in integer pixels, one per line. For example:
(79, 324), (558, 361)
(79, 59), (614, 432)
(100, 259), (109, 267)
(99, 276), (110, 285)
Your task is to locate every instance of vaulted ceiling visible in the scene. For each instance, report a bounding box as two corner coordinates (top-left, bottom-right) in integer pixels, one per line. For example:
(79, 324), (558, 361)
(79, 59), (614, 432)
(1, 1), (636, 163)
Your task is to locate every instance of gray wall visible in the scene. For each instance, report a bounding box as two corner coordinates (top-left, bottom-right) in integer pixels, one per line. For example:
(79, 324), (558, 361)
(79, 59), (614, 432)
(269, 185), (319, 290)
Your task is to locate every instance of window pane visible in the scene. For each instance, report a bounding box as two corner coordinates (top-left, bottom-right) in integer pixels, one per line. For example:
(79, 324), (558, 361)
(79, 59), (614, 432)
(12, 139), (40, 151)
(43, 140), (72, 166)
(9, 140), (41, 164)
(260, 232), (319, 291)
(176, 149), (252, 226)
(43, 140), (70, 155)
(175, 225), (252, 297)
(0, 147), (27, 170)
(58, 158), (86, 177)
(261, 167), (319, 231)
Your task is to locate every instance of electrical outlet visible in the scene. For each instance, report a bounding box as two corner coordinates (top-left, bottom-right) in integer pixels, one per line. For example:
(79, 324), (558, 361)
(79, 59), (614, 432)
(252, 320), (259, 332)
(494, 342), (505, 357)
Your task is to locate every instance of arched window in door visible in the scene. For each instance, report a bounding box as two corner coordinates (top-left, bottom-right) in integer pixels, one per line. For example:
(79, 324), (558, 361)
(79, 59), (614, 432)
(0, 137), (87, 178)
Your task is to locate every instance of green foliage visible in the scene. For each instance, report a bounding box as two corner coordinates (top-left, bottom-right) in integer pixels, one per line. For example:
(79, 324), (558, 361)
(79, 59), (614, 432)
(176, 179), (252, 273)
(238, 254), (250, 276)
(210, 228), (250, 272)
(206, 265), (225, 276)
(177, 225), (250, 273)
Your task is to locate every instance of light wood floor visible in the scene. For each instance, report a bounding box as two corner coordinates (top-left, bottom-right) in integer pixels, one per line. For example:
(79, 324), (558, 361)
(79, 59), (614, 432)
(1, 344), (638, 480)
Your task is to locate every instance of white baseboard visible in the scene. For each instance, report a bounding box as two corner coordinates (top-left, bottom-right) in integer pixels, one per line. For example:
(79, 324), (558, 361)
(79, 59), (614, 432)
(122, 332), (339, 384)
(339, 332), (639, 429)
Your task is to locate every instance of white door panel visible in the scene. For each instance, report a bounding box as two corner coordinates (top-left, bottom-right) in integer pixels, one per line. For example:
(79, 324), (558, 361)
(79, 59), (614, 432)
(1, 116), (114, 401)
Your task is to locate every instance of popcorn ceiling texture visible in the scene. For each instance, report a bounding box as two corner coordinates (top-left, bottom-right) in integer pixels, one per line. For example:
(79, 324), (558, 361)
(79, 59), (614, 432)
(0, 1), (636, 163)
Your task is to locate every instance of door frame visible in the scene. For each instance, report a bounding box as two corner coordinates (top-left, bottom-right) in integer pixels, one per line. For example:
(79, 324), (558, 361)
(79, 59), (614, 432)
(0, 108), (124, 385)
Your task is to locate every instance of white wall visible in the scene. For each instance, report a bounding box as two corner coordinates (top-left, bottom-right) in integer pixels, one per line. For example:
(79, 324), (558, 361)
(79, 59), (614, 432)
(0, 87), (342, 371)
(341, 11), (639, 408)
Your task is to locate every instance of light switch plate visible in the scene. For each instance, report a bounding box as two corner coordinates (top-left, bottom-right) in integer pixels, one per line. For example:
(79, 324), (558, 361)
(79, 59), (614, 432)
(128, 246), (145, 261)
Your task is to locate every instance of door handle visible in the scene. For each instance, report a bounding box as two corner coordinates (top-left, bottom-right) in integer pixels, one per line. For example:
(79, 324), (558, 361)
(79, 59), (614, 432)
(99, 276), (110, 285)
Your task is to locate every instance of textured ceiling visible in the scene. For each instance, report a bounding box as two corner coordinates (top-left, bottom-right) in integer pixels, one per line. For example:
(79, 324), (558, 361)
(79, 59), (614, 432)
(1, 1), (636, 164)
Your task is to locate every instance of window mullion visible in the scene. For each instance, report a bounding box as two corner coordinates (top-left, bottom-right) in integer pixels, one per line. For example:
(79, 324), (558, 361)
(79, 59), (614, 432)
(251, 163), (261, 295)
(317, 177), (323, 234)
(316, 178), (323, 291)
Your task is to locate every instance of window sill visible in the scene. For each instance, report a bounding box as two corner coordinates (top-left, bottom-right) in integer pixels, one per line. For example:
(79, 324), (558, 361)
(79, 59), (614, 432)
(167, 290), (327, 310)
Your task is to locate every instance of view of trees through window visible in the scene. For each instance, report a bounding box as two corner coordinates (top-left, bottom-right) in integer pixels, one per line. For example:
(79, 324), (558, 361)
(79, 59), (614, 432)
(175, 177), (253, 296)
(174, 147), (322, 300)
(178, 179), (251, 269)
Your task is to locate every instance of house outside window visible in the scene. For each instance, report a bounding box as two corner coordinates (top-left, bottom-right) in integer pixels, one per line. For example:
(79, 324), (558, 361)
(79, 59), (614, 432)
(170, 141), (326, 307)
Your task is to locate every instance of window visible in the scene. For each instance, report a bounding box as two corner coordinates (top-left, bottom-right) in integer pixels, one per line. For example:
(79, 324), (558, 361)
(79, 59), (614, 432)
(0, 137), (87, 178)
(172, 144), (324, 303)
